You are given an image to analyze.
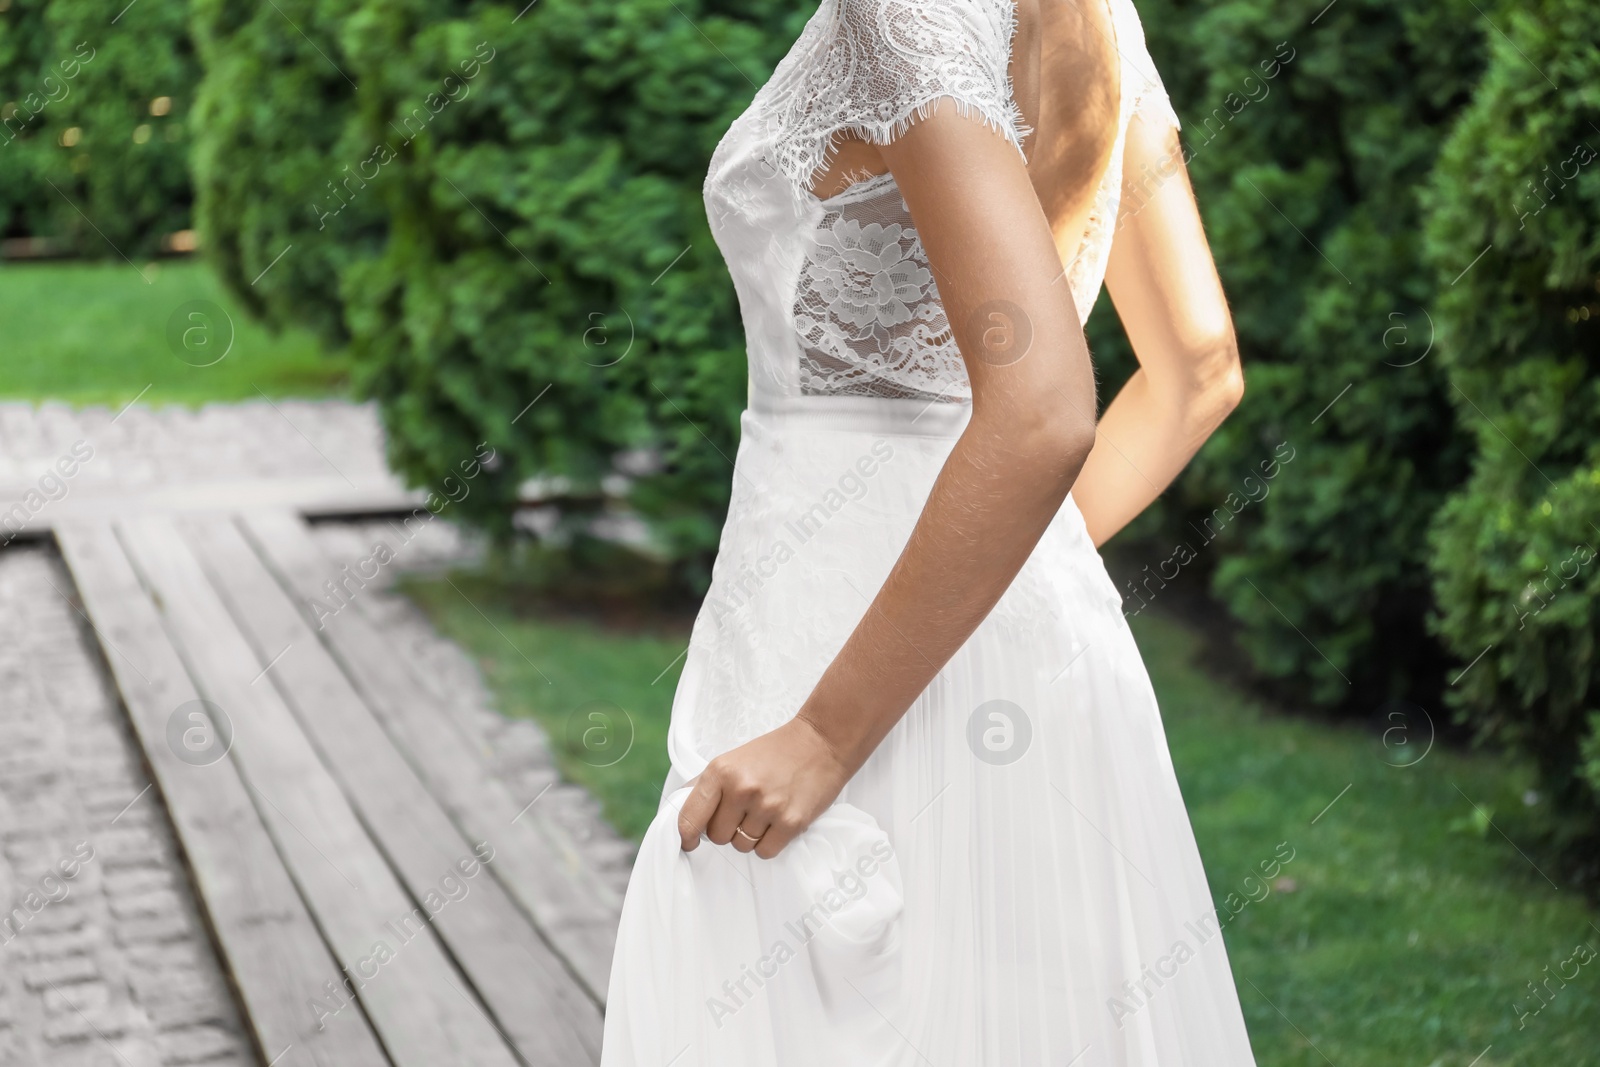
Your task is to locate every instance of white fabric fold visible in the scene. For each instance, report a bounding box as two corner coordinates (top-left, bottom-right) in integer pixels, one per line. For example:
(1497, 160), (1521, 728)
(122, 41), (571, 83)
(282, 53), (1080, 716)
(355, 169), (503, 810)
(602, 776), (907, 1067)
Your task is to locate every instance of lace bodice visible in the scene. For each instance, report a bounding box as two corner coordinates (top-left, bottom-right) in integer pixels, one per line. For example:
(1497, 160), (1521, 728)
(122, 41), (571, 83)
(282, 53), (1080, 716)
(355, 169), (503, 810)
(704, 0), (1179, 405)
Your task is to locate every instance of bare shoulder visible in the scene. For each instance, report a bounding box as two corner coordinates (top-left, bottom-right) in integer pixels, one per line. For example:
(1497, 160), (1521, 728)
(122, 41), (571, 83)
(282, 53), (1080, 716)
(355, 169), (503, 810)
(1030, 0), (1127, 259)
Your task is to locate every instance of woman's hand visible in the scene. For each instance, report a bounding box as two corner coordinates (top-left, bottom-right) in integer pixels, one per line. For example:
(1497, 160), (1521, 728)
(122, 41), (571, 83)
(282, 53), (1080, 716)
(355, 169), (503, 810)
(677, 715), (853, 860)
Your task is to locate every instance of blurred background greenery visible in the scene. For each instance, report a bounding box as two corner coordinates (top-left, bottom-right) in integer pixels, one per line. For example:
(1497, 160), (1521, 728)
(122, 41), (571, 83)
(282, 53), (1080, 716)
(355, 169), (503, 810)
(2, 0), (1597, 1062)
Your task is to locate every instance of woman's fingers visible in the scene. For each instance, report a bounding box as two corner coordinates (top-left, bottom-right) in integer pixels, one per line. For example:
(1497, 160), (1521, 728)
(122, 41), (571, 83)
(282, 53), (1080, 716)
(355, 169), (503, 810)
(705, 791), (751, 847)
(753, 820), (797, 860)
(678, 762), (779, 854)
(676, 774), (721, 852)
(729, 815), (772, 854)
(675, 735), (832, 858)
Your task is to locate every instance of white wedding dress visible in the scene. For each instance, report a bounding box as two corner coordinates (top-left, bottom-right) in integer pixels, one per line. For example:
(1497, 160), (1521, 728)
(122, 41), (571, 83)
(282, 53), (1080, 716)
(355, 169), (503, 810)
(602, 1), (1260, 1064)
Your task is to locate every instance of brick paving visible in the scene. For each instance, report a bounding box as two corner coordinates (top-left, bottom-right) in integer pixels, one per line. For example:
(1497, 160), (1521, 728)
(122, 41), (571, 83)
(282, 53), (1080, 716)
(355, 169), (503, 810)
(0, 545), (253, 1067)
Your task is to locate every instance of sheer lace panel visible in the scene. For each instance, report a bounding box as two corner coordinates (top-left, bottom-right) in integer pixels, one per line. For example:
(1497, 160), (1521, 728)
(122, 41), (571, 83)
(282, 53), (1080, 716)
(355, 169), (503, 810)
(793, 175), (967, 401)
(698, 0), (1185, 401)
(759, 0), (1031, 200)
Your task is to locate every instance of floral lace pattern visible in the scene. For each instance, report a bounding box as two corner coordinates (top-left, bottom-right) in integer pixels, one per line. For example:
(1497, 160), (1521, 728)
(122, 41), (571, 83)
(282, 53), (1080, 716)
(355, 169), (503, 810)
(756, 0), (1031, 199)
(793, 178), (966, 400)
(732, 0), (1182, 400)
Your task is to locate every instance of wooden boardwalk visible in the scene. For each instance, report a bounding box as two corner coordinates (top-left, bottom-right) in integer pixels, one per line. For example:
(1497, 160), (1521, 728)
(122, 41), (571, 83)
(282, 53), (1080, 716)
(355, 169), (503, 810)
(17, 404), (623, 1067)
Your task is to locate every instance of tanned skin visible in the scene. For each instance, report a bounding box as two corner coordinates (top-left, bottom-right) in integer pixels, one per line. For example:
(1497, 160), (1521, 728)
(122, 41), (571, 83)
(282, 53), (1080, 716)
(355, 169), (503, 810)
(677, 0), (1241, 858)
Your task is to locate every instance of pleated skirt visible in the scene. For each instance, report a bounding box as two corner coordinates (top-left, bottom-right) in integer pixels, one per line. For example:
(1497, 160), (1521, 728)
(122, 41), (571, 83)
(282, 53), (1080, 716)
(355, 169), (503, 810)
(601, 397), (1260, 1066)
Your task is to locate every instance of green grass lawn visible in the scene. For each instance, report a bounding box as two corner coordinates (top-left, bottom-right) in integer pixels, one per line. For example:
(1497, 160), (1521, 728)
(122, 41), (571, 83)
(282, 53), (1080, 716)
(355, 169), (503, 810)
(404, 566), (1600, 1067)
(0, 259), (347, 404)
(403, 565), (688, 838)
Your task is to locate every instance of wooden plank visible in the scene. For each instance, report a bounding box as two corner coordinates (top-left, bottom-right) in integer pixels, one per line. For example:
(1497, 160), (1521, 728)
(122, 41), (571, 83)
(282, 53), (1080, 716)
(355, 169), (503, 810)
(113, 514), (524, 1067)
(53, 520), (392, 1067)
(0, 475), (568, 540)
(181, 513), (602, 1065)
(240, 510), (621, 1003)
(3, 477), (420, 537)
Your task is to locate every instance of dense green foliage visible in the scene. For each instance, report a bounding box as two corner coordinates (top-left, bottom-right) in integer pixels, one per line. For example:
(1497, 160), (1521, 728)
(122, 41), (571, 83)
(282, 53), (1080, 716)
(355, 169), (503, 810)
(346, 0), (801, 560)
(189, 0), (379, 345)
(1422, 0), (1600, 866)
(1105, 0), (1487, 711)
(193, 0), (804, 565)
(0, 0), (50, 240)
(0, 0), (195, 256)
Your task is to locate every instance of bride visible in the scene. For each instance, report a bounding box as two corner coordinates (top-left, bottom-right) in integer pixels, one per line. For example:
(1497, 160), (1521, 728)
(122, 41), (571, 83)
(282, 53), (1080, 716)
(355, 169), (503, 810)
(602, 0), (1256, 1062)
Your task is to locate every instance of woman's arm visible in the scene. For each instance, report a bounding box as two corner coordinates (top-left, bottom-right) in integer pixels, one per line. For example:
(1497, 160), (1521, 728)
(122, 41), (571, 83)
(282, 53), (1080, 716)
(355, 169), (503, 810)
(1069, 111), (1244, 546)
(677, 100), (1099, 859)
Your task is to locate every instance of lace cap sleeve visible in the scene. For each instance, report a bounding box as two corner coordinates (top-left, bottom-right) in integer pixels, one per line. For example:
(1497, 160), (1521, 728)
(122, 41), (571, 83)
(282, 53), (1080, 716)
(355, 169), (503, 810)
(762, 0), (1032, 197)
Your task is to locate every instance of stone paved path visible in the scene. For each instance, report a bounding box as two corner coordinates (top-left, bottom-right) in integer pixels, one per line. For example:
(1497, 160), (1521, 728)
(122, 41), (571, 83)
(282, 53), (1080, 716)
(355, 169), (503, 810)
(0, 545), (253, 1067)
(0, 401), (633, 1067)
(0, 399), (414, 542)
(0, 398), (391, 492)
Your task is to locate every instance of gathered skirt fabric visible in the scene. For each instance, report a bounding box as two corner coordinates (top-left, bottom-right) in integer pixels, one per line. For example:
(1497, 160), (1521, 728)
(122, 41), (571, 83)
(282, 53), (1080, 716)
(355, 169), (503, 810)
(602, 399), (1259, 1066)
